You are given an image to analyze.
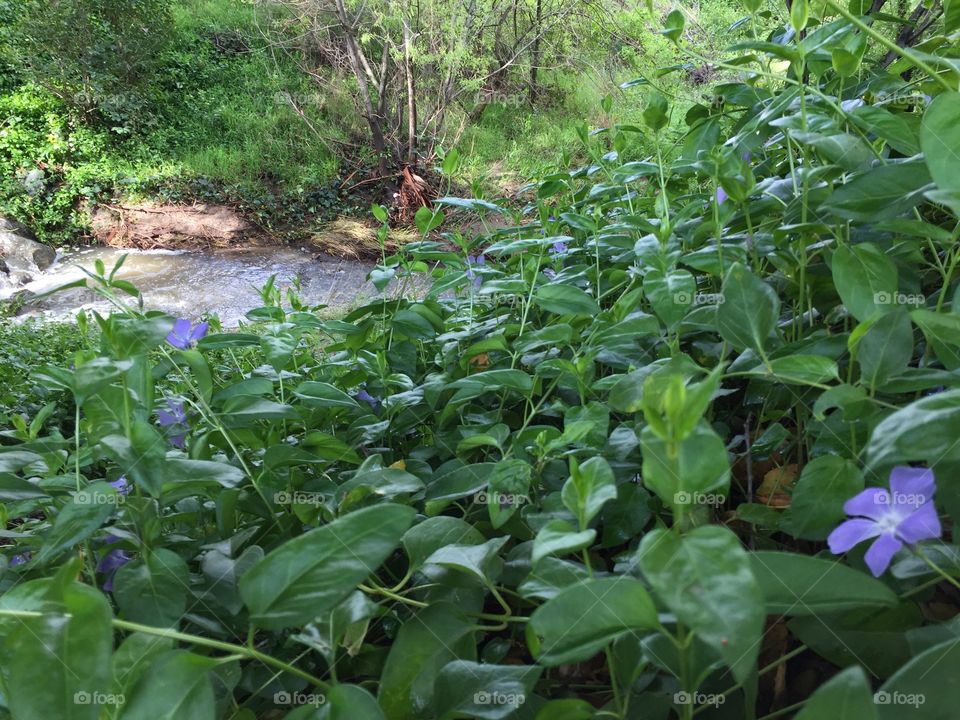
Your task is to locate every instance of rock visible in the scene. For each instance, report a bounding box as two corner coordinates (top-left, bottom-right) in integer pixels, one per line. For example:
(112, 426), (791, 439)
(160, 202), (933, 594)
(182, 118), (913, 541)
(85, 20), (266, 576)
(0, 217), (56, 271)
(0, 257), (8, 275)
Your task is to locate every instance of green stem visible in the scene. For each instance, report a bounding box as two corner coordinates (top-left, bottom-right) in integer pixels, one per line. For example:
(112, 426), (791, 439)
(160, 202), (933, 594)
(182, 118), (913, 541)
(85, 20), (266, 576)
(0, 610), (329, 690)
(914, 547), (960, 593)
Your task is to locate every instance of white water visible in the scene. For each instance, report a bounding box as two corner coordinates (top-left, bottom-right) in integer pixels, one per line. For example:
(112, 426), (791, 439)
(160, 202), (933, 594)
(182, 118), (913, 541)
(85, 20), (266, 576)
(5, 246), (378, 325)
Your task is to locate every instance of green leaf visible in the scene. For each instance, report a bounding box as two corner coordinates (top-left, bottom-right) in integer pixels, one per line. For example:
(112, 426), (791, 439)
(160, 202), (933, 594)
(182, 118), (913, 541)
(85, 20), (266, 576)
(921, 92), (960, 196)
(37, 483), (118, 564)
(532, 520), (596, 566)
(434, 661), (542, 720)
(717, 262), (779, 353)
(526, 577), (658, 666)
(831, 243), (898, 322)
(486, 458), (532, 528)
(643, 268), (695, 329)
(402, 516), (485, 571)
(643, 92), (670, 131)
(0, 472), (49, 501)
(377, 603), (475, 720)
(911, 309), (960, 370)
(120, 650), (217, 720)
(850, 106), (919, 156)
(638, 526), (763, 682)
(794, 666), (877, 720)
(414, 206), (444, 235)
(293, 382), (360, 409)
(99, 420), (168, 497)
(533, 284), (600, 317)
(790, 0), (808, 31)
(866, 389), (960, 469)
(309, 684), (385, 720)
(561, 456), (617, 531)
(749, 552), (898, 615)
(424, 537), (508, 585)
(7, 583), (113, 720)
(640, 422), (730, 514)
(854, 309), (913, 390)
(661, 9), (685, 42)
(876, 639), (960, 719)
(782, 456), (864, 540)
(113, 549), (189, 627)
(744, 355), (839, 385)
(822, 162), (933, 222)
(239, 504), (415, 629)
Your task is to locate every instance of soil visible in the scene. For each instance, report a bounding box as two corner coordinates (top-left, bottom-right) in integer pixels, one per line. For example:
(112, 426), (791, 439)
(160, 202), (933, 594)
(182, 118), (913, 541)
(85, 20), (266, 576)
(90, 202), (264, 250)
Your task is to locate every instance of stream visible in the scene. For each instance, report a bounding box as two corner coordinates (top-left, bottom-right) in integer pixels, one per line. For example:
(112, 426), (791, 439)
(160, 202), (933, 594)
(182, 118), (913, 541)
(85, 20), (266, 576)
(3, 246), (378, 326)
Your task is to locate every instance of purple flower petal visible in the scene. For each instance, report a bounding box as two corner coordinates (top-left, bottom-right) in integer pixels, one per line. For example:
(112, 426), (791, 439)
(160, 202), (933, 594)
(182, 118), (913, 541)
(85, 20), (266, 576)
(716, 187), (728, 205)
(889, 466), (935, 510)
(9, 552), (31, 567)
(843, 487), (891, 520)
(166, 318), (192, 349)
(97, 548), (132, 575)
(828, 518), (883, 554)
(189, 321), (209, 343)
(157, 400), (186, 427)
(109, 476), (131, 495)
(864, 534), (903, 577)
(896, 501), (942, 544)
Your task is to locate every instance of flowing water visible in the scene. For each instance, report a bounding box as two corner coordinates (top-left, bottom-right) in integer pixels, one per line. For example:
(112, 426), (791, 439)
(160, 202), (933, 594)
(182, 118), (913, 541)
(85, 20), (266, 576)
(4, 246), (378, 326)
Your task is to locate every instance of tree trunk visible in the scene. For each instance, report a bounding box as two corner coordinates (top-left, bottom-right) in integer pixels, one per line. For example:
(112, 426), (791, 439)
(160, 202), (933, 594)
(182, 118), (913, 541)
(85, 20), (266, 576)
(333, 0), (389, 174)
(529, 0), (543, 101)
(403, 17), (417, 165)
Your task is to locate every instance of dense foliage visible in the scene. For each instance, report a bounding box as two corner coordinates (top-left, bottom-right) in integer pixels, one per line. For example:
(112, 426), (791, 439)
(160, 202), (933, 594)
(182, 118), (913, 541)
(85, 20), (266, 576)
(2, 2), (960, 720)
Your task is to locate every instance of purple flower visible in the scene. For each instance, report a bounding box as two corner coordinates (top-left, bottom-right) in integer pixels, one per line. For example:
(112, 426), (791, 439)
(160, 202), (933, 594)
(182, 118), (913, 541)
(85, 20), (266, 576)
(97, 539), (133, 592)
(549, 241), (569, 257)
(9, 552), (31, 567)
(741, 150), (752, 164)
(110, 476), (131, 495)
(166, 319), (209, 349)
(828, 466), (942, 577)
(716, 186), (728, 205)
(158, 398), (188, 448)
(356, 389), (380, 411)
(543, 268), (557, 280)
(466, 254), (486, 290)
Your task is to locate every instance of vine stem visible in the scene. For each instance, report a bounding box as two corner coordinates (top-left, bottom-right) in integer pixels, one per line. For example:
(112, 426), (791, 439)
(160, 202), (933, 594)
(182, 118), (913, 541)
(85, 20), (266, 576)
(0, 610), (330, 691)
(914, 547), (960, 593)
